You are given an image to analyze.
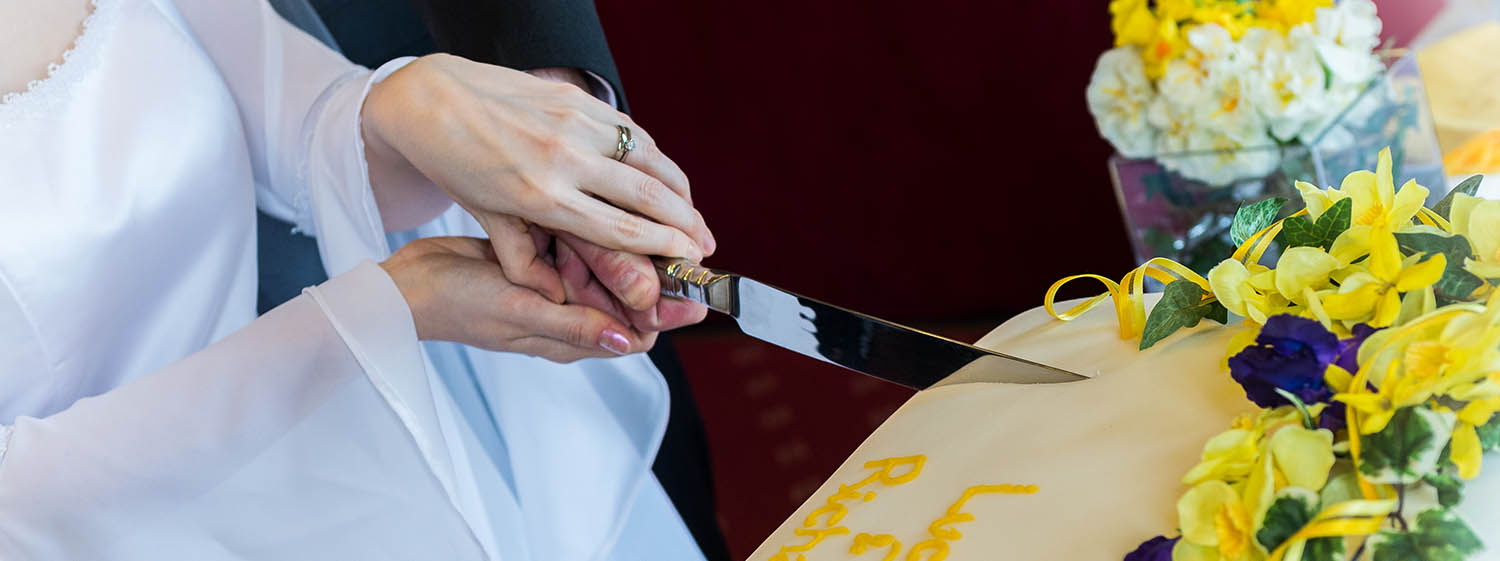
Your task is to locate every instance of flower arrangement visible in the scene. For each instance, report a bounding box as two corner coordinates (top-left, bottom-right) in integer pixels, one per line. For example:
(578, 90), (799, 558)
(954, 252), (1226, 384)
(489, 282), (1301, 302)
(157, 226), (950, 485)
(1087, 0), (1385, 185)
(1047, 148), (1500, 561)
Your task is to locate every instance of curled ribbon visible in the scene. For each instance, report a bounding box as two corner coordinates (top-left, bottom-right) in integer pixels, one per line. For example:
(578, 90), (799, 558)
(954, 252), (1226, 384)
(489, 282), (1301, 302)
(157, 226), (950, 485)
(1266, 498), (1398, 561)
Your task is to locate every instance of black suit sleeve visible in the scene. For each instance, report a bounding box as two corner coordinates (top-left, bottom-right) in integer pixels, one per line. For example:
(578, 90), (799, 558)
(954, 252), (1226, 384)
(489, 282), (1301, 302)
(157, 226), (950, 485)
(408, 0), (628, 111)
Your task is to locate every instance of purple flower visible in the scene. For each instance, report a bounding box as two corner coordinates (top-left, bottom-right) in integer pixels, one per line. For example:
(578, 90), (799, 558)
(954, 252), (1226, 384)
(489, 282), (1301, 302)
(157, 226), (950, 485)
(1229, 315), (1340, 408)
(1124, 536), (1177, 561)
(1334, 323), (1377, 374)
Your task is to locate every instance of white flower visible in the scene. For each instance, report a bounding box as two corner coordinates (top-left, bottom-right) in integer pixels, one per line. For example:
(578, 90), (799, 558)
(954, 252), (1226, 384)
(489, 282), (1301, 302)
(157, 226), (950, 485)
(1087, 47), (1159, 158)
(1149, 51), (1279, 185)
(1240, 26), (1335, 142)
(1313, 0), (1384, 86)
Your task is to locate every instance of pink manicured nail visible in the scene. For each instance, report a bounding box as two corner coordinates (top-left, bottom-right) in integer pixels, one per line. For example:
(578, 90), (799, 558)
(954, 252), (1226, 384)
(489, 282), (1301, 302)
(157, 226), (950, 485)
(599, 330), (631, 355)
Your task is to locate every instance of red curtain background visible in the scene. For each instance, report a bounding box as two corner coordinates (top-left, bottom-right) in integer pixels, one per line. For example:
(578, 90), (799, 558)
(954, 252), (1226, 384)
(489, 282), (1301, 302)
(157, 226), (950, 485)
(593, 1), (1440, 557)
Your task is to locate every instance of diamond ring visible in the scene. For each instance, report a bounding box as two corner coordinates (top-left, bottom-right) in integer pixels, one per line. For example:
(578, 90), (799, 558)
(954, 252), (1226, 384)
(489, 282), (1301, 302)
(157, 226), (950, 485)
(613, 125), (636, 162)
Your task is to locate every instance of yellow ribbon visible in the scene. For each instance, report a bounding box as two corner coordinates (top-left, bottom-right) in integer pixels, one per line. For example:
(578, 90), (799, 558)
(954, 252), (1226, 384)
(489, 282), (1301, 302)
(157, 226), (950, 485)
(1044, 210), (1304, 338)
(1044, 258), (1211, 339)
(1266, 499), (1398, 561)
(1415, 207), (1453, 232)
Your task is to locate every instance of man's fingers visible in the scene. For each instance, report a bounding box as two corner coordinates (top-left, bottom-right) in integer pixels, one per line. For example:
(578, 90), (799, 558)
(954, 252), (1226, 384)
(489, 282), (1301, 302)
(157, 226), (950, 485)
(555, 231), (658, 312)
(483, 215), (565, 304)
(579, 159), (712, 254)
(549, 194), (704, 261)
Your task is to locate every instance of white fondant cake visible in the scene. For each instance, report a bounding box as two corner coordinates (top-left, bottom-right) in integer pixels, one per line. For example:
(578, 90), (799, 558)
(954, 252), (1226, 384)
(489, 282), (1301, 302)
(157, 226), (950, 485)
(751, 298), (1500, 560)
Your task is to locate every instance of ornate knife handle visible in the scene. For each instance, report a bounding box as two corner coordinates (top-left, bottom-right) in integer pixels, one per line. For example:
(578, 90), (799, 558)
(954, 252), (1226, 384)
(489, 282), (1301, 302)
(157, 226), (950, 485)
(654, 258), (737, 315)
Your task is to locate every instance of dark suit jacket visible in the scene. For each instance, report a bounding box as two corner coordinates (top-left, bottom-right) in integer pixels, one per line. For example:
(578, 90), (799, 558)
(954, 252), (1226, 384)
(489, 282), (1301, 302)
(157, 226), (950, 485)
(306, 0), (627, 111)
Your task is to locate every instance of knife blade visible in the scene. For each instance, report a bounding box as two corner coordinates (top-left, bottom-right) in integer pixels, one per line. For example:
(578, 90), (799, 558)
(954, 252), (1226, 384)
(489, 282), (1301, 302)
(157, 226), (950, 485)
(654, 259), (1084, 389)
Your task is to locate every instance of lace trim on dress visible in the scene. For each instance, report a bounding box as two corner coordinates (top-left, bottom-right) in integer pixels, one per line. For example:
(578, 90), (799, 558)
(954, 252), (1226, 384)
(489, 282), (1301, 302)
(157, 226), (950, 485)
(0, 0), (121, 125)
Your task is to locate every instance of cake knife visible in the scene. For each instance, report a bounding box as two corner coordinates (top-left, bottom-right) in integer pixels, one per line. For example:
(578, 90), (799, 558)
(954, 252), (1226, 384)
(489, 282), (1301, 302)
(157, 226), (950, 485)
(654, 259), (1084, 389)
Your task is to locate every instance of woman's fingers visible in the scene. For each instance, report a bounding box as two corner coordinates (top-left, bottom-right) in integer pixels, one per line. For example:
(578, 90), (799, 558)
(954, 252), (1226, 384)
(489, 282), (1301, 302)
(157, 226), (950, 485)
(513, 290), (650, 357)
(482, 215), (566, 304)
(603, 122), (694, 208)
(550, 193), (705, 261)
(579, 159), (713, 254)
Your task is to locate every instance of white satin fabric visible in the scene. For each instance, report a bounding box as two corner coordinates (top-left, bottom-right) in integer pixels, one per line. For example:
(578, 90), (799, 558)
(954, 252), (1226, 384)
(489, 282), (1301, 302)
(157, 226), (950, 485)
(0, 0), (700, 559)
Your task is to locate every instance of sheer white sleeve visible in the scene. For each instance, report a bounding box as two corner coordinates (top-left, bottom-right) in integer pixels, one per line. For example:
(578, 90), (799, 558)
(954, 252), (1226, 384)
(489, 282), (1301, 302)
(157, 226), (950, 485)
(159, 0), (419, 275)
(0, 263), (487, 559)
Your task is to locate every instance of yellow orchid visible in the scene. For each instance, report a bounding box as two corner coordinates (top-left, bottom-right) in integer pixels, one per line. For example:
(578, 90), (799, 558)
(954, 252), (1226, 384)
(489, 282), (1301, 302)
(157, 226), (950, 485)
(1449, 192), (1500, 280)
(1336, 360), (1444, 435)
(1294, 148), (1430, 231)
(1183, 407), (1331, 488)
(1451, 397), (1500, 479)
(1321, 227), (1447, 328)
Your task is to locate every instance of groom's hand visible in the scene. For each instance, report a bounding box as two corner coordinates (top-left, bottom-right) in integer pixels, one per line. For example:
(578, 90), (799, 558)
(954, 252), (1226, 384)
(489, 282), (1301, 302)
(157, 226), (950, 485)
(553, 231), (709, 332)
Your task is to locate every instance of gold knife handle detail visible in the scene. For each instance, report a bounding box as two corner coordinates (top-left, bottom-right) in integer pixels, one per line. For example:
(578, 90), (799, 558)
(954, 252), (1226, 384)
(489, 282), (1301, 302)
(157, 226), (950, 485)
(654, 258), (736, 315)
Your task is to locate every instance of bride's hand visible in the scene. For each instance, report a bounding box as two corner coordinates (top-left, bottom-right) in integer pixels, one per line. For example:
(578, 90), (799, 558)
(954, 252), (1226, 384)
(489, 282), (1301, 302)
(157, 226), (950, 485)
(380, 236), (655, 362)
(362, 54), (715, 303)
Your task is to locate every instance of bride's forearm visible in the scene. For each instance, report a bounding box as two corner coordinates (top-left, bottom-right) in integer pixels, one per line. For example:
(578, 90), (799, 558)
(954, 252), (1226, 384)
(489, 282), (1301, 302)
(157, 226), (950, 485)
(360, 69), (453, 233)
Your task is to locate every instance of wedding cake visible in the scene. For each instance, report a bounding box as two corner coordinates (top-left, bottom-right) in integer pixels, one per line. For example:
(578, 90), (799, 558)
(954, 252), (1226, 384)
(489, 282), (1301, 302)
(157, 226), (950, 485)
(750, 298), (1500, 561)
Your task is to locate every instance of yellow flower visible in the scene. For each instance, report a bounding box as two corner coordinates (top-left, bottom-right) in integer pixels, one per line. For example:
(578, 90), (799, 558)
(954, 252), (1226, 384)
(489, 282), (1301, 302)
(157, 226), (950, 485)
(1449, 192), (1500, 280)
(1111, 0), (1160, 47)
(1209, 260), (1286, 324)
(1322, 227), (1447, 328)
(1273, 247), (1340, 303)
(1177, 480), (1264, 561)
(1336, 360), (1441, 434)
(1451, 397), (1500, 479)
(1295, 148), (1429, 231)
(1253, 0), (1332, 32)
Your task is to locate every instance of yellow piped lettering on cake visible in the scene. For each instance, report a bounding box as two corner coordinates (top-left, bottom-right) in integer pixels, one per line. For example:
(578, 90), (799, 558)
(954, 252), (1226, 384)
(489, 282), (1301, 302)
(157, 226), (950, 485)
(906, 484), (1039, 561)
(770, 455), (928, 561)
(849, 533), (902, 561)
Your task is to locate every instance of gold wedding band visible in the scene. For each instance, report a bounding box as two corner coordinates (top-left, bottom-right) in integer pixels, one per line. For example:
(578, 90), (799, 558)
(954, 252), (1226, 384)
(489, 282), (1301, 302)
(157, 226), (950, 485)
(613, 125), (636, 162)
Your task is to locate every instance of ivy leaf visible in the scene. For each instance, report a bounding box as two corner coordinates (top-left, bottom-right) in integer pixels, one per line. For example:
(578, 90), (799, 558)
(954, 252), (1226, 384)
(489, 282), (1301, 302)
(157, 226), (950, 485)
(1394, 232), (1485, 303)
(1477, 413), (1500, 452)
(1231, 197), (1288, 247)
(1257, 488), (1343, 560)
(1369, 508), (1484, 561)
(1423, 472), (1464, 508)
(1282, 198), (1353, 250)
(1139, 280), (1229, 350)
(1359, 406), (1455, 484)
(1431, 175), (1484, 221)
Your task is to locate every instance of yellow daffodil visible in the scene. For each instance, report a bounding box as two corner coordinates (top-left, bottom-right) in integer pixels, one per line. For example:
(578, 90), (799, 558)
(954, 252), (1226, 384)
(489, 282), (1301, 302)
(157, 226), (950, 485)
(1449, 192), (1500, 280)
(1295, 148), (1430, 231)
(1176, 480), (1264, 561)
(1322, 227), (1447, 328)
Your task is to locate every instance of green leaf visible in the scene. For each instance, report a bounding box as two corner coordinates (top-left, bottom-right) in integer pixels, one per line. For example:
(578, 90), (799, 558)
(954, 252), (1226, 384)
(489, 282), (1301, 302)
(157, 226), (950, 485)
(1432, 175), (1484, 221)
(1477, 413), (1500, 452)
(1359, 406), (1455, 484)
(1139, 280), (1229, 350)
(1231, 197), (1288, 247)
(1282, 198), (1353, 250)
(1370, 508), (1484, 561)
(1394, 232), (1485, 303)
(1257, 488), (1344, 561)
(1424, 472), (1465, 508)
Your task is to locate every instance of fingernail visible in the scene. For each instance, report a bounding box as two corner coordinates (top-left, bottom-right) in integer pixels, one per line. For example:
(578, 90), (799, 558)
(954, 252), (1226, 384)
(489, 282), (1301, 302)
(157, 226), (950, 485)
(599, 330), (632, 355)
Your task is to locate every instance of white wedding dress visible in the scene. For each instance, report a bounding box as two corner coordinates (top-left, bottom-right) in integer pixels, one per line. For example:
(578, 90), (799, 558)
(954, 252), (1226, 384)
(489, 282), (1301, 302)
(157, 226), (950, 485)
(0, 0), (703, 559)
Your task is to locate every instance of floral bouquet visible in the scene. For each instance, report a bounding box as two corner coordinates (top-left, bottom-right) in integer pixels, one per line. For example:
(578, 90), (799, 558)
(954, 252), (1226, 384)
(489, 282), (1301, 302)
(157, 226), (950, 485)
(1047, 149), (1499, 561)
(1088, 0), (1385, 185)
